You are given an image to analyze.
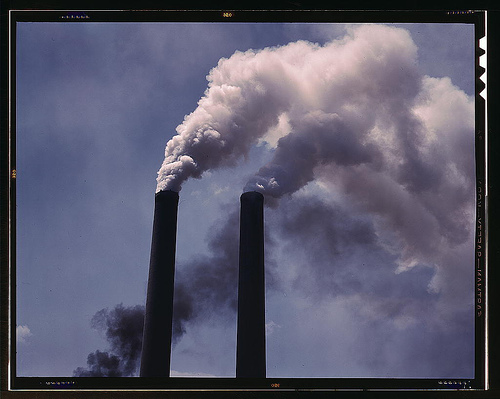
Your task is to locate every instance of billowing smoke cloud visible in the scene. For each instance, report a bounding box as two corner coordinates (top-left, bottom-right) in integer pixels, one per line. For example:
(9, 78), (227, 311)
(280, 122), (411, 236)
(156, 24), (421, 193)
(73, 304), (144, 377)
(158, 23), (474, 292)
(269, 193), (440, 317)
(156, 48), (291, 192)
(264, 190), (474, 377)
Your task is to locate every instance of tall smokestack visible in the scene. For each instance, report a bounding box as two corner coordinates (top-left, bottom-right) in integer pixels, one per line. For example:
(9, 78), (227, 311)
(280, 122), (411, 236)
(140, 190), (179, 377)
(236, 191), (266, 378)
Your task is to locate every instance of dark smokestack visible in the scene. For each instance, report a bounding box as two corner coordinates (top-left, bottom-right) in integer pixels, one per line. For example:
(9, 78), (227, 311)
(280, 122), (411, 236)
(236, 191), (266, 378)
(140, 190), (179, 377)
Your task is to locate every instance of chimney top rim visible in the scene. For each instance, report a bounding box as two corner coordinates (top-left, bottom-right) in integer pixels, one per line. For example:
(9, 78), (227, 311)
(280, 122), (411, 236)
(241, 191), (264, 201)
(155, 189), (180, 198)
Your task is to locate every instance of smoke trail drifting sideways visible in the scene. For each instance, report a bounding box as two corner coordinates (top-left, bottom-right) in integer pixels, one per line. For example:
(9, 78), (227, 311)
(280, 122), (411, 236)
(73, 304), (145, 377)
(73, 209), (270, 376)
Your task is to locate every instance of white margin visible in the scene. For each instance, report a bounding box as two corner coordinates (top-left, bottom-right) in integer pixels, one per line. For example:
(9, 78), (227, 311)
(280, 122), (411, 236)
(482, 10), (489, 391)
(8, 9), (13, 391)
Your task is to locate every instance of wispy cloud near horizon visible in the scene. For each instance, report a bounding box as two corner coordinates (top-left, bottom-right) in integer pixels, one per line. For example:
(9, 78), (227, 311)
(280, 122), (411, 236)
(16, 325), (33, 344)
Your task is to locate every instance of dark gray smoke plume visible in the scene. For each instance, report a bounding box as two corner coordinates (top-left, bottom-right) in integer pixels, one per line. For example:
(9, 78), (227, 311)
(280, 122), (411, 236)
(73, 304), (144, 377)
(271, 194), (438, 306)
(171, 208), (240, 342)
(244, 113), (379, 205)
(172, 202), (277, 344)
(73, 351), (122, 377)
(74, 209), (253, 375)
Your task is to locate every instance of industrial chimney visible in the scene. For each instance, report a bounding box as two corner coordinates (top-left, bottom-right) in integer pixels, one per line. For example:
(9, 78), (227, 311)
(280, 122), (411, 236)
(236, 191), (266, 378)
(140, 190), (179, 377)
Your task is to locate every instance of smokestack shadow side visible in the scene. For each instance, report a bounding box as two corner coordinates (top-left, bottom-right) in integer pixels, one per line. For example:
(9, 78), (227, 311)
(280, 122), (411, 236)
(236, 191), (266, 378)
(140, 190), (179, 378)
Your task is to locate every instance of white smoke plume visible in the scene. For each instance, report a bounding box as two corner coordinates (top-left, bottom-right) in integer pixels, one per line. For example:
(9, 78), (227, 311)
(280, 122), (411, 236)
(157, 25), (420, 193)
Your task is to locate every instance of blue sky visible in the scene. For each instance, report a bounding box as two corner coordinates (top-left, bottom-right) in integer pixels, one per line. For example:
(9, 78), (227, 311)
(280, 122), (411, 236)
(15, 20), (475, 378)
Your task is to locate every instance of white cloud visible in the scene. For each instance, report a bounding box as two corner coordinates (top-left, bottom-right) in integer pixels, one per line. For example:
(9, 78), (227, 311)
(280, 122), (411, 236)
(16, 325), (33, 344)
